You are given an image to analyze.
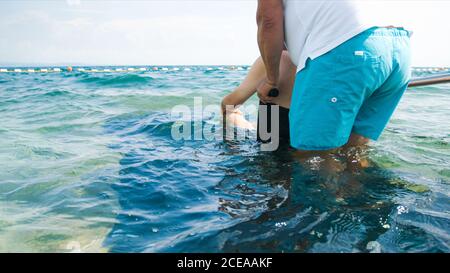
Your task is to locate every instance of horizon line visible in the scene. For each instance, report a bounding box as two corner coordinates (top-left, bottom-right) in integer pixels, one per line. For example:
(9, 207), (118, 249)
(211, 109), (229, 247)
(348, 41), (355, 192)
(0, 64), (449, 69)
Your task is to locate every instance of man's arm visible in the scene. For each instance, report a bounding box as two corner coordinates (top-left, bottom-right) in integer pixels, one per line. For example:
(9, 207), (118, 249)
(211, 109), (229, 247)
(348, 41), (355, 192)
(256, 0), (284, 101)
(221, 57), (266, 114)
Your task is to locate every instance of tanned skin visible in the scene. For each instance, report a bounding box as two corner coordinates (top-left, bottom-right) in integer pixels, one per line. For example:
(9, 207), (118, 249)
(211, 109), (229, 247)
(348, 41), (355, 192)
(256, 0), (285, 104)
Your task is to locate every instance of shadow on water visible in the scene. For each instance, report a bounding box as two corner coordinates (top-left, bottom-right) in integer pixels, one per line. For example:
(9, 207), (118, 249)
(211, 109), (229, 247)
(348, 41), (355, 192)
(103, 112), (449, 253)
(166, 152), (401, 253)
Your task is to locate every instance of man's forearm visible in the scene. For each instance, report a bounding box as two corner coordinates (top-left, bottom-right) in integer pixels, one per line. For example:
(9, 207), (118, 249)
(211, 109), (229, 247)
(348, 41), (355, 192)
(256, 0), (284, 85)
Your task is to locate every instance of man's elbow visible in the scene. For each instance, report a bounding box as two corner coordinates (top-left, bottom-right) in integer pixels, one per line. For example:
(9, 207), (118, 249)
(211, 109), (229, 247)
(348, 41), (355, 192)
(256, 13), (280, 31)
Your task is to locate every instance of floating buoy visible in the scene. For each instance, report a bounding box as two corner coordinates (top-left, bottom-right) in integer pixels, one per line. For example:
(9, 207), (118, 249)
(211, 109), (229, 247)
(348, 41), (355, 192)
(152, 67), (158, 71)
(67, 66), (73, 72)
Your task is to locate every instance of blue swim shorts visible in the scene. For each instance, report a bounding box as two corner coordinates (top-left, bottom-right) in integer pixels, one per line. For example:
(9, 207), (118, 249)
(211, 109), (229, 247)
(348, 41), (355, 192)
(289, 27), (412, 150)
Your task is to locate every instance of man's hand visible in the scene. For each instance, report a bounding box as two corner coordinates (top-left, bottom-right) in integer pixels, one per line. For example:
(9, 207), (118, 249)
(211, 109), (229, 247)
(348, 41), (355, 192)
(257, 79), (277, 104)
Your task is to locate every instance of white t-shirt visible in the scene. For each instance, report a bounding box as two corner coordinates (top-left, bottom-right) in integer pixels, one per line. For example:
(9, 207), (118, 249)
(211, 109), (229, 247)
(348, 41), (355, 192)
(283, 0), (406, 72)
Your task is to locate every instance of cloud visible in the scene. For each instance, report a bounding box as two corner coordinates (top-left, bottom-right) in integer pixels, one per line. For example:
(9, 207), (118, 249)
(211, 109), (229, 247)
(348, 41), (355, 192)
(0, 7), (258, 65)
(66, 0), (81, 6)
(0, 1), (449, 66)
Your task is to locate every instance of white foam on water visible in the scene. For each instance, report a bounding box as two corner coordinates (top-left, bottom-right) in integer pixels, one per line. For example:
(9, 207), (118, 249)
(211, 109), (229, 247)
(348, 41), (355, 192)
(138, 68), (146, 71)
(53, 68), (61, 72)
(0, 68), (7, 72)
(40, 69), (48, 72)
(397, 205), (408, 215)
(66, 241), (82, 253)
(14, 69), (22, 72)
(366, 241), (382, 253)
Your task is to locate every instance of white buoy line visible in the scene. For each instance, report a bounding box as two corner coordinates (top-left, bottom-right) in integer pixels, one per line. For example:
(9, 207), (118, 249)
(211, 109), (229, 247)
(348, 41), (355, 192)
(0, 66), (448, 74)
(0, 66), (447, 74)
(412, 67), (449, 73)
(46, 65), (450, 74)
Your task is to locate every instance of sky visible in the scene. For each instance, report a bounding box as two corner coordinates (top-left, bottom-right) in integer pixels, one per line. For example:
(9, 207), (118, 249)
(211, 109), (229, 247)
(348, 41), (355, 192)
(0, 0), (449, 66)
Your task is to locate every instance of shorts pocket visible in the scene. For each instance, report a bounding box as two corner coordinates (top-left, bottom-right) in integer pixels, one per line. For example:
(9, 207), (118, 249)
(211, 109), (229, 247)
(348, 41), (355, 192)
(330, 50), (382, 104)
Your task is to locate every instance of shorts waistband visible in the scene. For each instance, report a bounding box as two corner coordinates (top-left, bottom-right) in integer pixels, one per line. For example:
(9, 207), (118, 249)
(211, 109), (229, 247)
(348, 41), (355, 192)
(362, 26), (412, 37)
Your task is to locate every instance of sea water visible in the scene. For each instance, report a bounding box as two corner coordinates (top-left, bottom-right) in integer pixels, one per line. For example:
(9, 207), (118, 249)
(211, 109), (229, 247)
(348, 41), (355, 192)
(0, 66), (449, 252)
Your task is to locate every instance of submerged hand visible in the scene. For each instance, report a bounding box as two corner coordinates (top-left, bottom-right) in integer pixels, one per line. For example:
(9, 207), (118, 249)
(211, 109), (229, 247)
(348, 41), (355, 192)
(225, 109), (255, 130)
(257, 79), (277, 104)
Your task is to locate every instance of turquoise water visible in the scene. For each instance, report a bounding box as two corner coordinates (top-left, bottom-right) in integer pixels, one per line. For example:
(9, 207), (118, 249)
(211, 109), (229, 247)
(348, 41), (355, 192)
(0, 67), (449, 253)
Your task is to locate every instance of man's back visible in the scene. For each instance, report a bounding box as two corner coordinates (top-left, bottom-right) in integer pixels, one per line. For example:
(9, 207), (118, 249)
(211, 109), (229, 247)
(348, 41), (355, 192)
(283, 0), (404, 72)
